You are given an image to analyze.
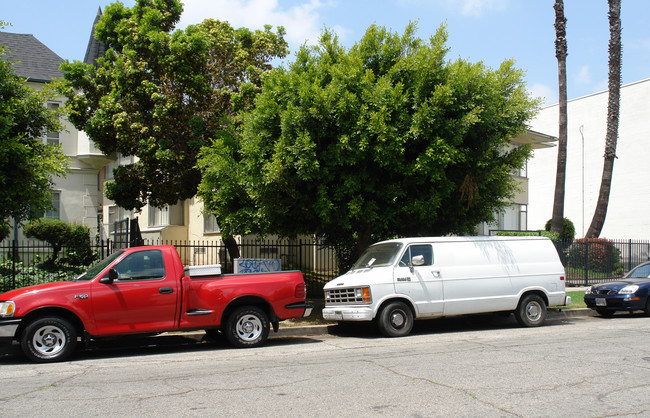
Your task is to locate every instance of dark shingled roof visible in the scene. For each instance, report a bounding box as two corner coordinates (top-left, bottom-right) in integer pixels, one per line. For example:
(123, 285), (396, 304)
(84, 7), (107, 67)
(0, 31), (64, 82)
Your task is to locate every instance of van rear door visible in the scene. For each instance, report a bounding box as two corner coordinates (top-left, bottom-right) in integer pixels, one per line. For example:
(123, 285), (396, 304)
(393, 244), (443, 316)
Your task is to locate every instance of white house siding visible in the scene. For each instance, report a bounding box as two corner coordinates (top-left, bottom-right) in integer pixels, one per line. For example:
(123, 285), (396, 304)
(527, 78), (650, 239)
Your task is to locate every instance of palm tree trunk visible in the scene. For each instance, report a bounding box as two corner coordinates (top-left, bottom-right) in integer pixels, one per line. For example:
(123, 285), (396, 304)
(551, 0), (568, 235)
(586, 0), (622, 238)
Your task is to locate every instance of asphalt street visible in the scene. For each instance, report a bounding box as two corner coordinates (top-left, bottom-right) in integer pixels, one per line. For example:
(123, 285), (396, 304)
(2, 308), (649, 417)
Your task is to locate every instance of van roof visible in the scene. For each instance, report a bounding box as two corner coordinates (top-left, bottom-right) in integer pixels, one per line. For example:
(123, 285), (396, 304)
(373, 236), (550, 245)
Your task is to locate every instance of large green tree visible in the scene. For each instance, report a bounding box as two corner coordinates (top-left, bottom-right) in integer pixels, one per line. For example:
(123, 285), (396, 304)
(0, 40), (68, 235)
(59, 0), (288, 211)
(198, 23), (540, 269)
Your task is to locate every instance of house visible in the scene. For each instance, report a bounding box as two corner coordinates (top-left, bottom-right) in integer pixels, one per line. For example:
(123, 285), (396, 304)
(527, 78), (650, 239)
(0, 31), (112, 240)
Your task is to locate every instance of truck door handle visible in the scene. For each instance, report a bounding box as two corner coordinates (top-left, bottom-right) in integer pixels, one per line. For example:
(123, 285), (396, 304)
(159, 287), (174, 294)
(431, 271), (441, 278)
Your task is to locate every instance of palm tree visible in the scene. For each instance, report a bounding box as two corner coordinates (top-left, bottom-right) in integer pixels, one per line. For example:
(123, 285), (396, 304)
(586, 0), (622, 238)
(550, 0), (568, 236)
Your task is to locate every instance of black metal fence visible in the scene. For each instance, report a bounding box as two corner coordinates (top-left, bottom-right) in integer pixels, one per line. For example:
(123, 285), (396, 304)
(2, 237), (649, 295)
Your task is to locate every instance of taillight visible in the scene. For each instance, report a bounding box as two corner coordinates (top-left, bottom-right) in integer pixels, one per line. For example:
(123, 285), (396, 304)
(560, 276), (565, 281)
(295, 282), (306, 299)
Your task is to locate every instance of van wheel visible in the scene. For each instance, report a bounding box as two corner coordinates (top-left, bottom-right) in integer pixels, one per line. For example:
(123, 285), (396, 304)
(514, 294), (547, 327)
(225, 306), (269, 348)
(378, 302), (413, 337)
(21, 316), (77, 363)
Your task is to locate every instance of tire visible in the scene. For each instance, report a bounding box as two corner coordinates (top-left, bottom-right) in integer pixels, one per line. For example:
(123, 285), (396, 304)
(377, 301), (414, 337)
(596, 309), (616, 318)
(225, 306), (270, 348)
(21, 316), (77, 363)
(514, 294), (547, 327)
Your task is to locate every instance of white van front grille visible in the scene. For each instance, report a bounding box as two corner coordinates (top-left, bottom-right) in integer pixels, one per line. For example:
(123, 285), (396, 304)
(325, 287), (371, 304)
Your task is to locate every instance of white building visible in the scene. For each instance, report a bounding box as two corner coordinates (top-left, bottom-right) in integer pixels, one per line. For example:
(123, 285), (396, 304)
(527, 78), (650, 239)
(0, 32), (111, 239)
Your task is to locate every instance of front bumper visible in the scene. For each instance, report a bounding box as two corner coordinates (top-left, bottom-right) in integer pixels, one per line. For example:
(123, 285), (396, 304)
(322, 306), (374, 321)
(0, 318), (21, 347)
(584, 294), (646, 311)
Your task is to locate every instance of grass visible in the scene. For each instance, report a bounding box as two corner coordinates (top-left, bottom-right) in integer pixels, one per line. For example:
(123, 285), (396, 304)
(551, 290), (586, 309)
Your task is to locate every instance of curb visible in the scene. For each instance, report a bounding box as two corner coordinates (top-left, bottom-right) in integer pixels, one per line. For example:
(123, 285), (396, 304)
(272, 308), (597, 338)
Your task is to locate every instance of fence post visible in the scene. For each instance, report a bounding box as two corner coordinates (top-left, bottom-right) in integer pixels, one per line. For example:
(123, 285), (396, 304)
(584, 240), (589, 286)
(11, 239), (17, 289)
(628, 239), (632, 272)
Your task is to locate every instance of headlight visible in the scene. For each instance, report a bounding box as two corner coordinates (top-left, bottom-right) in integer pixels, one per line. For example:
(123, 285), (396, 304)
(585, 287), (593, 295)
(619, 285), (639, 295)
(0, 301), (15, 317)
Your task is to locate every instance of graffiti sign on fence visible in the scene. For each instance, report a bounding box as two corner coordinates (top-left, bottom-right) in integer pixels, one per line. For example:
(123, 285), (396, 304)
(234, 258), (282, 274)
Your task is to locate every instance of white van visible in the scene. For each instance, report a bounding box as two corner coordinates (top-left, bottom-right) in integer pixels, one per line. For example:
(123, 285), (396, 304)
(322, 236), (570, 337)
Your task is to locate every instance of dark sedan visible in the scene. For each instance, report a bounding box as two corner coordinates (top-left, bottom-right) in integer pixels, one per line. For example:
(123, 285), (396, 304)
(584, 261), (650, 317)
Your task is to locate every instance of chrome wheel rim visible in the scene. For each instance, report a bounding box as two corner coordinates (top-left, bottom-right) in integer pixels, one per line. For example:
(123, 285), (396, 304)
(390, 310), (406, 328)
(235, 314), (263, 342)
(526, 301), (542, 322)
(32, 325), (66, 357)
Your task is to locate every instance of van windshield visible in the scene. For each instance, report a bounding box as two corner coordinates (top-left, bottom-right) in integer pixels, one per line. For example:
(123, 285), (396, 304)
(351, 243), (403, 270)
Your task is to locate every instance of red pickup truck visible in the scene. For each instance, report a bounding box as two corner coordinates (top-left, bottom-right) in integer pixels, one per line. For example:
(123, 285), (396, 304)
(0, 245), (312, 362)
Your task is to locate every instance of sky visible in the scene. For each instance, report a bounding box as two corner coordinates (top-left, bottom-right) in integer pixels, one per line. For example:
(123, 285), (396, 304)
(2, 0), (649, 106)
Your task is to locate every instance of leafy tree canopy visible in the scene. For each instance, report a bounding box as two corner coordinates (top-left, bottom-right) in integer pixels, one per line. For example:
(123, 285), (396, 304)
(198, 22), (540, 268)
(59, 0), (288, 211)
(0, 44), (68, 232)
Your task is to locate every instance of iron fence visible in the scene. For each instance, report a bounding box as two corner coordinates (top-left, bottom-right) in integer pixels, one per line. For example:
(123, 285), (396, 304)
(2, 237), (649, 295)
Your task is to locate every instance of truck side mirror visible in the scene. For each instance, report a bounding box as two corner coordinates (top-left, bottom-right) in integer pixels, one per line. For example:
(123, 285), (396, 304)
(100, 268), (119, 284)
(412, 255), (425, 266)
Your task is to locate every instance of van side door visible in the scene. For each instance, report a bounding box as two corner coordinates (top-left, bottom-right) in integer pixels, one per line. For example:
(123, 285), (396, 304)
(393, 244), (443, 316)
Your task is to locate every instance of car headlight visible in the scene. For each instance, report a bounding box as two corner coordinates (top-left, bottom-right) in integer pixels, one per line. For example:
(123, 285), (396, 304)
(585, 287), (593, 295)
(618, 285), (639, 295)
(0, 301), (15, 317)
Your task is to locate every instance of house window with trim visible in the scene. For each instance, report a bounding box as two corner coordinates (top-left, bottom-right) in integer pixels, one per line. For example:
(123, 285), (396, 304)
(43, 191), (60, 219)
(204, 214), (220, 234)
(46, 102), (60, 146)
(149, 202), (184, 227)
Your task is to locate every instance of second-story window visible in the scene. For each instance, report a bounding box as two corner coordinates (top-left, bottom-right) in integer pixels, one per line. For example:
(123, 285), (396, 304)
(204, 214), (220, 234)
(46, 102), (60, 146)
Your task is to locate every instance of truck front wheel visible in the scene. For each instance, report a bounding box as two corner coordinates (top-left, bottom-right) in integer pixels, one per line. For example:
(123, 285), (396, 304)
(378, 301), (414, 337)
(21, 316), (77, 363)
(225, 306), (270, 348)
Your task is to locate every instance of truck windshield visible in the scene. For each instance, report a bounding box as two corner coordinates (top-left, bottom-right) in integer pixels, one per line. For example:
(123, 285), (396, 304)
(74, 250), (125, 281)
(351, 243), (403, 269)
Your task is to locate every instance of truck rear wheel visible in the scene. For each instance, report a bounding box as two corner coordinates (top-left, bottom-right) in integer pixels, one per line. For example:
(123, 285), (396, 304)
(225, 306), (269, 348)
(514, 294), (547, 327)
(377, 301), (413, 337)
(21, 316), (77, 363)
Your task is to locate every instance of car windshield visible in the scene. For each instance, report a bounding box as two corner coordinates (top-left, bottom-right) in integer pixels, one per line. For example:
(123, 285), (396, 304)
(626, 263), (650, 279)
(74, 250), (125, 281)
(351, 243), (403, 270)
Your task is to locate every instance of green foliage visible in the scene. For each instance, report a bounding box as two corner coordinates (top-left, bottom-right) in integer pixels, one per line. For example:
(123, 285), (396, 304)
(198, 22), (540, 269)
(0, 46), (68, 229)
(0, 258), (86, 293)
(495, 230), (559, 240)
(0, 223), (10, 241)
(568, 238), (623, 274)
(59, 0), (288, 211)
(23, 218), (96, 266)
(545, 217), (575, 242)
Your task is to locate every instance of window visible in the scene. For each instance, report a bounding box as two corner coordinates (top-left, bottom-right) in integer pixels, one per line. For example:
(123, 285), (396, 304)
(204, 214), (220, 234)
(399, 244), (433, 267)
(112, 250), (165, 281)
(43, 191), (60, 219)
(46, 102), (60, 146)
(149, 202), (184, 227)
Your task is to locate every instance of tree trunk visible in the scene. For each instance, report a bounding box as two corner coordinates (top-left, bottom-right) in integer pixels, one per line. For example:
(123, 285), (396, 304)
(223, 234), (241, 260)
(551, 0), (568, 235)
(586, 0), (622, 238)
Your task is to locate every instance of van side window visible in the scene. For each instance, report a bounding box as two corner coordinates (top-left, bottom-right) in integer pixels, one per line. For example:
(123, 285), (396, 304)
(399, 245), (433, 267)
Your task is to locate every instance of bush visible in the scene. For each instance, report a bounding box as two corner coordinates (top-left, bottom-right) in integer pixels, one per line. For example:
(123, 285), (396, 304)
(568, 238), (623, 274)
(23, 218), (96, 266)
(495, 230), (559, 240)
(545, 218), (576, 242)
(0, 222), (10, 241)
